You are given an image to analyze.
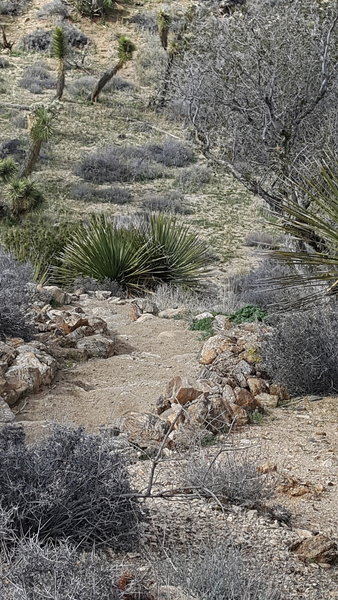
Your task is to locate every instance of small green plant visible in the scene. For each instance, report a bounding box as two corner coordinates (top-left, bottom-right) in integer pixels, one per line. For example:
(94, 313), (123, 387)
(250, 411), (265, 425)
(229, 304), (267, 325)
(0, 158), (17, 182)
(51, 26), (68, 100)
(5, 178), (43, 218)
(190, 316), (214, 339)
(3, 217), (79, 282)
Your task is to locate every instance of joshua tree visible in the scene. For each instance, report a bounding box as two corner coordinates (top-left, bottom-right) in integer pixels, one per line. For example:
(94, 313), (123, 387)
(90, 36), (135, 103)
(6, 178), (43, 218)
(51, 26), (68, 100)
(20, 106), (54, 178)
(157, 11), (171, 51)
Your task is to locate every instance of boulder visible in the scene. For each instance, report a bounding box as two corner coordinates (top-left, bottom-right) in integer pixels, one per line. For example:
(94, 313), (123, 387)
(233, 359), (253, 387)
(186, 394), (233, 433)
(5, 344), (57, 404)
(76, 334), (115, 359)
(269, 383), (290, 402)
(0, 397), (15, 422)
(156, 394), (172, 415)
(247, 377), (268, 396)
(166, 375), (203, 406)
(222, 384), (236, 404)
(157, 585), (198, 600)
(39, 285), (72, 305)
(115, 412), (169, 447)
(158, 307), (187, 319)
(255, 392), (279, 409)
(194, 312), (213, 321)
(213, 314), (232, 332)
(199, 335), (233, 365)
(234, 388), (260, 410)
(95, 291), (111, 300)
(0, 341), (16, 373)
(291, 534), (337, 565)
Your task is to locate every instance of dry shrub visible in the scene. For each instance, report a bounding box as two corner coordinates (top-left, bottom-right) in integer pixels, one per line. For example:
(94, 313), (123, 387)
(262, 304), (338, 395)
(0, 249), (34, 340)
(19, 62), (56, 94)
(141, 190), (191, 215)
(71, 183), (133, 204)
(0, 424), (143, 550)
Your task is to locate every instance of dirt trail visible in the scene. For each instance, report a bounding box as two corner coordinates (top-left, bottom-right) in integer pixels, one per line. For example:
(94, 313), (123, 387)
(16, 301), (202, 433)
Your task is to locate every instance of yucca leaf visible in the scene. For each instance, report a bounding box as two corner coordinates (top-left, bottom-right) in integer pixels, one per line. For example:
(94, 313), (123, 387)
(51, 26), (67, 60)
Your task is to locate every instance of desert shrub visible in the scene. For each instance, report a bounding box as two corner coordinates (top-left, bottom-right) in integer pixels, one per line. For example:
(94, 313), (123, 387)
(163, 544), (281, 600)
(176, 164), (212, 190)
(58, 213), (210, 291)
(37, 0), (71, 18)
(0, 0), (28, 15)
(69, 74), (132, 97)
(0, 540), (120, 600)
(262, 305), (338, 395)
(77, 145), (165, 183)
(19, 62), (56, 94)
(71, 183), (132, 204)
(229, 304), (267, 325)
(185, 450), (272, 506)
(5, 178), (44, 217)
(145, 138), (195, 167)
(21, 25), (88, 52)
(237, 257), (307, 310)
(0, 138), (25, 160)
(0, 249), (34, 340)
(245, 231), (281, 249)
(129, 11), (157, 32)
(2, 217), (79, 282)
(0, 57), (10, 68)
(21, 29), (52, 52)
(70, 0), (115, 18)
(0, 424), (142, 549)
(141, 190), (191, 214)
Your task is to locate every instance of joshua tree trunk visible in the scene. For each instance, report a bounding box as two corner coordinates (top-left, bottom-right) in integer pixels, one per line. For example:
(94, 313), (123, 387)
(90, 60), (124, 103)
(19, 141), (42, 178)
(159, 25), (169, 50)
(56, 59), (65, 100)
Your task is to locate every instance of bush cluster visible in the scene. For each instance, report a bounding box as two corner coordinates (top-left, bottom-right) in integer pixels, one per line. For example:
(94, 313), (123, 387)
(0, 0), (28, 15)
(176, 164), (212, 191)
(0, 138), (26, 160)
(141, 190), (191, 215)
(0, 249), (34, 341)
(0, 57), (10, 68)
(37, 0), (71, 19)
(70, 0), (115, 19)
(21, 25), (88, 52)
(262, 304), (338, 395)
(77, 140), (194, 184)
(71, 183), (133, 204)
(0, 424), (142, 550)
(0, 540), (120, 600)
(19, 62), (56, 94)
(2, 217), (79, 282)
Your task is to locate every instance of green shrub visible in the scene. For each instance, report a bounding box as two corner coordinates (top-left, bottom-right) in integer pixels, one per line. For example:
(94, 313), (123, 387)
(5, 178), (44, 218)
(0, 158), (17, 182)
(229, 304), (267, 325)
(190, 316), (214, 339)
(2, 217), (79, 282)
(70, 0), (115, 19)
(58, 214), (210, 292)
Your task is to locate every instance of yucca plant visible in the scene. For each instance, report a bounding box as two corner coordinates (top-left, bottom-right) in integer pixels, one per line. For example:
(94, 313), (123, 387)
(0, 158), (17, 182)
(6, 178), (44, 218)
(58, 214), (209, 292)
(71, 0), (114, 19)
(271, 159), (338, 306)
(146, 214), (210, 287)
(51, 26), (68, 100)
(157, 11), (171, 51)
(90, 36), (135, 103)
(20, 107), (54, 178)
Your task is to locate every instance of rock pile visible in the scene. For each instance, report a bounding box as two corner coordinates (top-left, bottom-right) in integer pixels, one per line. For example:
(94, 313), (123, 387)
(0, 285), (116, 420)
(115, 316), (290, 450)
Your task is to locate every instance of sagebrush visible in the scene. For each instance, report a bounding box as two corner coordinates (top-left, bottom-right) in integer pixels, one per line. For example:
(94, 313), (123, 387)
(0, 249), (34, 340)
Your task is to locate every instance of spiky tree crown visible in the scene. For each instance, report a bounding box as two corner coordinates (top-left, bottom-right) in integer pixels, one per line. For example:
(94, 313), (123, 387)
(51, 26), (67, 60)
(30, 107), (54, 143)
(0, 158), (17, 182)
(117, 36), (136, 63)
(157, 10), (171, 28)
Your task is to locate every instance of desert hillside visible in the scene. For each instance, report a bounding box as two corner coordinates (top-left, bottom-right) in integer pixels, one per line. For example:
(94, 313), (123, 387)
(0, 1), (337, 599)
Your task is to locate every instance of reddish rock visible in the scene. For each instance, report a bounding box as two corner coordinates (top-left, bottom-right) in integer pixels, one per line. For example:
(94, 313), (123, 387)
(234, 388), (259, 410)
(247, 377), (268, 396)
